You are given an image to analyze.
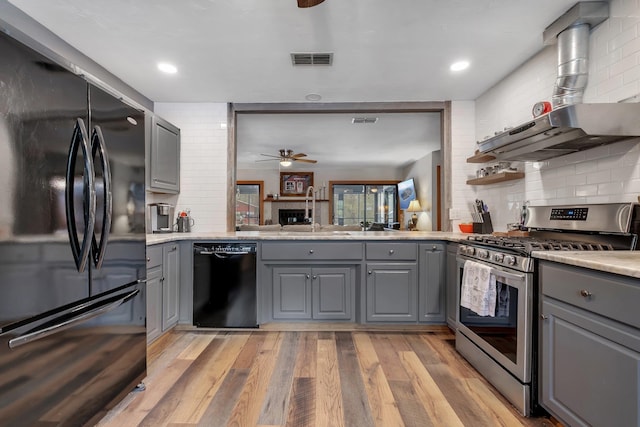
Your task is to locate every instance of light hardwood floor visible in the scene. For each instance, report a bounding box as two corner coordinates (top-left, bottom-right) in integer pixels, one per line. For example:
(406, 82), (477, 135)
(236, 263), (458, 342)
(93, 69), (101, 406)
(97, 327), (561, 427)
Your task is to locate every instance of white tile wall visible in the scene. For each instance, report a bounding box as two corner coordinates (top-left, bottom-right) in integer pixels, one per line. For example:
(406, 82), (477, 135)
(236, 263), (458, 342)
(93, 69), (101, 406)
(451, 0), (640, 231)
(148, 103), (229, 232)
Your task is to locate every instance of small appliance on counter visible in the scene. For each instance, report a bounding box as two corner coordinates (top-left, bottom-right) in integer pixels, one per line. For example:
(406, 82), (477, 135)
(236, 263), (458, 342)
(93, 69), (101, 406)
(148, 203), (175, 233)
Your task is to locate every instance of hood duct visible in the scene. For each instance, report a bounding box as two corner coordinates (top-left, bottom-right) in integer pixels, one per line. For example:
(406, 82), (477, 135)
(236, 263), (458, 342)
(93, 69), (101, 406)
(477, 2), (640, 162)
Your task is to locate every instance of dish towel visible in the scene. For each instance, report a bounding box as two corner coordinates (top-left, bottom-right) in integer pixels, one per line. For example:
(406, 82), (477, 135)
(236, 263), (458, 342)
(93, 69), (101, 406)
(460, 260), (497, 317)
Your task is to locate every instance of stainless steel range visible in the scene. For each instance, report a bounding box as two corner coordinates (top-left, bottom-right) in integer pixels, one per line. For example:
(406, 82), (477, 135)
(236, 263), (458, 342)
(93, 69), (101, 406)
(455, 203), (639, 416)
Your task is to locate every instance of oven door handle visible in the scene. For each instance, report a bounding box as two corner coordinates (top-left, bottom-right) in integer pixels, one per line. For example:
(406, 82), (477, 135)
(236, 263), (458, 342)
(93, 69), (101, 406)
(489, 268), (526, 283)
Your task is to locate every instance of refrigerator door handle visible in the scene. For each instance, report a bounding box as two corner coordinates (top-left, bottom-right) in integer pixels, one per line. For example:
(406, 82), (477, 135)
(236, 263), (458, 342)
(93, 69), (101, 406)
(65, 118), (96, 273)
(7, 289), (139, 349)
(90, 125), (112, 269)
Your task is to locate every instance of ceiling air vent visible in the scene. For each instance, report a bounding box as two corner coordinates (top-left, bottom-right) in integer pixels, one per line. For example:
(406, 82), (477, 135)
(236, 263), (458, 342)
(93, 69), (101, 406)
(352, 117), (378, 124)
(291, 52), (333, 66)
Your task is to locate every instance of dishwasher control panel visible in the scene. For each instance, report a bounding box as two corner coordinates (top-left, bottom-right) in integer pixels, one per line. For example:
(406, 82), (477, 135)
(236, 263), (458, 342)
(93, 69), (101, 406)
(194, 242), (257, 254)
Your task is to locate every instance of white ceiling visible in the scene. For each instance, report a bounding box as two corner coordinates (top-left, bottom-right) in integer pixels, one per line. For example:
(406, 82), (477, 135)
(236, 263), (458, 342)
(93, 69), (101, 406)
(9, 0), (578, 168)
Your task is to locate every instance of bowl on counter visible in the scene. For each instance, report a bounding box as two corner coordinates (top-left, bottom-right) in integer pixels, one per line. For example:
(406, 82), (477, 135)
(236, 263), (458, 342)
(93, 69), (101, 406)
(458, 223), (474, 233)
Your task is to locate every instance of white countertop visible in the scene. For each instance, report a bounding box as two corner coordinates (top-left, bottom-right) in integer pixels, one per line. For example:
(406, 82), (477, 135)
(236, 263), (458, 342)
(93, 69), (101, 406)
(146, 230), (465, 245)
(533, 251), (640, 279)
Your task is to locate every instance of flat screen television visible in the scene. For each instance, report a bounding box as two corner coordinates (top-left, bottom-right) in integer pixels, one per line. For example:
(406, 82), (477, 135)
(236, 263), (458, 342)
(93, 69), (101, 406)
(397, 178), (416, 210)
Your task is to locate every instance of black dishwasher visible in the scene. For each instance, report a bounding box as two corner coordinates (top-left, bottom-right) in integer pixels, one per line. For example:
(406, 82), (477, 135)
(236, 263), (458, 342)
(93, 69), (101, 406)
(193, 242), (258, 327)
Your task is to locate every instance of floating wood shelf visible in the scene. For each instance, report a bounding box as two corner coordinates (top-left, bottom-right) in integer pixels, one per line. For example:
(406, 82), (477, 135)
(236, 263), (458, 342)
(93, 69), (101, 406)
(466, 152), (496, 163)
(466, 172), (525, 185)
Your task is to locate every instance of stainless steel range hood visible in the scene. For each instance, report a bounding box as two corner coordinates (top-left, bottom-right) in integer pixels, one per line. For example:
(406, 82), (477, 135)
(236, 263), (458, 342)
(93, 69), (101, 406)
(477, 102), (640, 161)
(478, 2), (640, 162)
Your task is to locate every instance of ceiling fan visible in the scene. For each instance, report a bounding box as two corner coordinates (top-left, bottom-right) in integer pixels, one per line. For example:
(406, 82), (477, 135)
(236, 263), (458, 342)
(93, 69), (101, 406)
(297, 0), (325, 8)
(257, 149), (318, 166)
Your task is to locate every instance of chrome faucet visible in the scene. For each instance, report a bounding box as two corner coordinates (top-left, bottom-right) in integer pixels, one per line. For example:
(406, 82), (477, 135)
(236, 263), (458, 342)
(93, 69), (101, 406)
(304, 186), (316, 231)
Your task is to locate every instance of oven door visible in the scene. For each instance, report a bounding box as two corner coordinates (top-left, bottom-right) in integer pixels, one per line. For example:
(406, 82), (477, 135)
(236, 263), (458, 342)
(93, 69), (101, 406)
(456, 255), (533, 383)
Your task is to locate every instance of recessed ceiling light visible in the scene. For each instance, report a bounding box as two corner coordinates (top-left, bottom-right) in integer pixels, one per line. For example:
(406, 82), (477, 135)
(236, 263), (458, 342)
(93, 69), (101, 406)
(305, 93), (322, 101)
(450, 60), (470, 72)
(157, 62), (177, 74)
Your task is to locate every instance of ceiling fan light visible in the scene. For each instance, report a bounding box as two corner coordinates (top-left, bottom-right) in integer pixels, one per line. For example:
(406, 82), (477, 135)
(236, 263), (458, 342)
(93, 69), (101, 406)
(280, 159), (292, 167)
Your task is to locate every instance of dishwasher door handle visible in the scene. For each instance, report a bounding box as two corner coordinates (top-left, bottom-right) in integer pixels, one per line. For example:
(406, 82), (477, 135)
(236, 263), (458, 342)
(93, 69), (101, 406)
(197, 251), (251, 257)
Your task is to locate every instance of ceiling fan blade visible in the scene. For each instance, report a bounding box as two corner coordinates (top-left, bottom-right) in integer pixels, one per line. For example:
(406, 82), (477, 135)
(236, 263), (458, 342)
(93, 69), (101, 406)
(297, 0), (325, 8)
(255, 158), (280, 162)
(259, 153), (281, 159)
(294, 158), (317, 163)
(291, 153), (307, 158)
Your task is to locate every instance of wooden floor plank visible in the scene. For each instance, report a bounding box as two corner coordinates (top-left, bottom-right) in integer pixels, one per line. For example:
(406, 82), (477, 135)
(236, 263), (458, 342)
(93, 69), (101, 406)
(195, 368), (249, 427)
(388, 379), (436, 427)
(285, 377), (315, 427)
(315, 338), (344, 427)
(370, 333), (411, 382)
(352, 332), (405, 427)
(461, 377), (526, 427)
(399, 351), (464, 427)
(335, 332), (375, 427)
(172, 333), (251, 424)
(225, 332), (284, 427)
(258, 332), (299, 425)
(293, 331), (318, 379)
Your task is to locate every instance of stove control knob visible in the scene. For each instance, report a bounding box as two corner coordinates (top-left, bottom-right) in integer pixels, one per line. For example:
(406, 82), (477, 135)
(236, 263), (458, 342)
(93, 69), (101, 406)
(466, 247), (475, 256)
(477, 249), (489, 259)
(493, 253), (504, 263)
(504, 255), (517, 266)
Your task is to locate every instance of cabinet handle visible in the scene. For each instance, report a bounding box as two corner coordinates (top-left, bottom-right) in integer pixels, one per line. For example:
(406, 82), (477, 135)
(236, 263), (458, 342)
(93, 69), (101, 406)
(389, 249), (394, 254)
(432, 245), (437, 251)
(368, 270), (372, 274)
(540, 314), (548, 320)
(579, 289), (592, 298)
(312, 275), (317, 280)
(147, 257), (150, 262)
(170, 246), (177, 252)
(306, 274), (310, 279)
(309, 249), (314, 254)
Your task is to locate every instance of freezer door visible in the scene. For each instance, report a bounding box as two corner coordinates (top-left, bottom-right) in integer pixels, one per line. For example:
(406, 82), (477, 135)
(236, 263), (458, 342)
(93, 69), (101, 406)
(88, 84), (146, 295)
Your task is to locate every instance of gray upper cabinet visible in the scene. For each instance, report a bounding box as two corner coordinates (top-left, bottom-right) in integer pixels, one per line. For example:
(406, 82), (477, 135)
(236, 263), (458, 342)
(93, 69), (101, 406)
(418, 243), (445, 323)
(147, 114), (180, 193)
(539, 261), (640, 427)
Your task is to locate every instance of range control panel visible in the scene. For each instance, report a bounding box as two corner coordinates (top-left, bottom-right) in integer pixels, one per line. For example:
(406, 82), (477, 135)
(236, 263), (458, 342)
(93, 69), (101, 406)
(550, 207), (588, 221)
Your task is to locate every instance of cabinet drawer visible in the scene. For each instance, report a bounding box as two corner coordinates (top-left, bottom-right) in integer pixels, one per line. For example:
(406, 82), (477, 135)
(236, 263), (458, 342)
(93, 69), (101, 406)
(366, 242), (416, 261)
(261, 242), (363, 261)
(146, 245), (164, 268)
(541, 261), (640, 329)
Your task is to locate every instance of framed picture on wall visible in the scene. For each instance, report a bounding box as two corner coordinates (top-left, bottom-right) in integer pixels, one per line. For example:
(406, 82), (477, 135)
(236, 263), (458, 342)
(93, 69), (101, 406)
(280, 172), (314, 196)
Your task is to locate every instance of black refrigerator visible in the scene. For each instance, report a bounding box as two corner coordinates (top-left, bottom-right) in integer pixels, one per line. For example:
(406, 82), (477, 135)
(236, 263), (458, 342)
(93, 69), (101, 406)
(0, 27), (147, 425)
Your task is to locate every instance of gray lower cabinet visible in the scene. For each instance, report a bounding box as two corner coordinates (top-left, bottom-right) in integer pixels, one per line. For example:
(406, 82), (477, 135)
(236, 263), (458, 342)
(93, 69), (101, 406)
(539, 261), (640, 427)
(366, 242), (418, 322)
(445, 243), (459, 329)
(418, 243), (445, 323)
(147, 114), (180, 193)
(146, 243), (180, 343)
(366, 263), (417, 322)
(272, 266), (354, 320)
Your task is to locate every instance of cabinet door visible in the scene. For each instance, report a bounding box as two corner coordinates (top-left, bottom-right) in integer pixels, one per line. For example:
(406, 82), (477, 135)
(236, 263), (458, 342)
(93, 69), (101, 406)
(540, 299), (640, 427)
(418, 243), (445, 323)
(446, 243), (459, 328)
(272, 267), (311, 320)
(312, 267), (353, 320)
(146, 265), (163, 343)
(366, 263), (417, 322)
(148, 114), (180, 193)
(162, 243), (180, 331)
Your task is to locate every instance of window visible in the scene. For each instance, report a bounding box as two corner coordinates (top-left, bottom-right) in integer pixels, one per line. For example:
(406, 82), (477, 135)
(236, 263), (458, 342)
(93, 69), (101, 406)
(236, 181), (263, 225)
(331, 182), (398, 228)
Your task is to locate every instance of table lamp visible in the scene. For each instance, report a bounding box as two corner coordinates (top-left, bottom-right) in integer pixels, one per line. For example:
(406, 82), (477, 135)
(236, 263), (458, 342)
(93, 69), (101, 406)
(407, 200), (422, 230)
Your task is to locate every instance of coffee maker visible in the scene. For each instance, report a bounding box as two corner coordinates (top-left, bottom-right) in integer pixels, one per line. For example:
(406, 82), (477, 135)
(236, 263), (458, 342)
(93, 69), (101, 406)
(148, 203), (175, 233)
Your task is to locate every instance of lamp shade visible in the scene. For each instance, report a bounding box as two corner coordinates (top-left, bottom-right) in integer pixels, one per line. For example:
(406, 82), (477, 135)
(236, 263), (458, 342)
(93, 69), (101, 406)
(407, 200), (422, 212)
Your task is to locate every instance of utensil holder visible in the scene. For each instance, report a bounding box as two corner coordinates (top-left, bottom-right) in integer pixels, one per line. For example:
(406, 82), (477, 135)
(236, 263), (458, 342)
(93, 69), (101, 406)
(473, 212), (493, 234)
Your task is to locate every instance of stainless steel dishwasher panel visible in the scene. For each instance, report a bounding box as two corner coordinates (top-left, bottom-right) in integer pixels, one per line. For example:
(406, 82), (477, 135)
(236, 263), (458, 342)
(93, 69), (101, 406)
(193, 243), (258, 328)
